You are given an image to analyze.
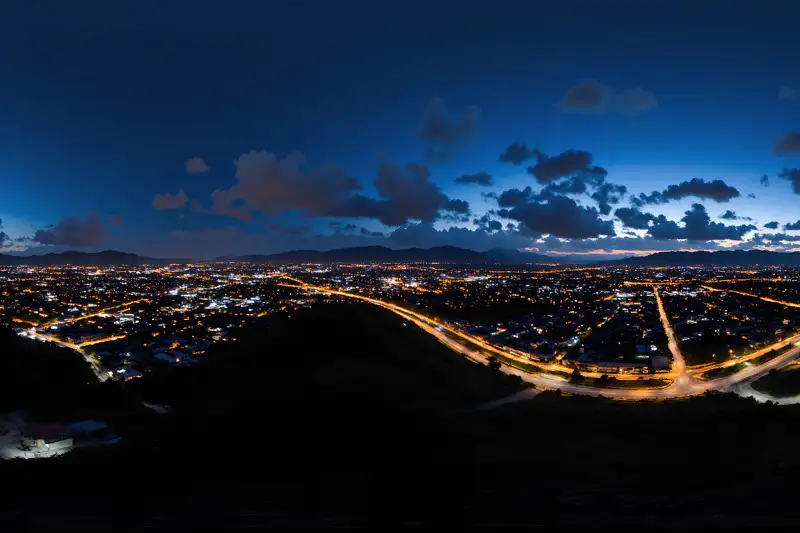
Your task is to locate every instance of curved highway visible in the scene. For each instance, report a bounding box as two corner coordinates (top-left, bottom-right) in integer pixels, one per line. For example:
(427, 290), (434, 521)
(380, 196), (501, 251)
(282, 278), (800, 400)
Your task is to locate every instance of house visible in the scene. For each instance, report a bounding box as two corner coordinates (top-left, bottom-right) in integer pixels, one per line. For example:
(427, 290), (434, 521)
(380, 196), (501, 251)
(20, 423), (73, 456)
(112, 365), (143, 381)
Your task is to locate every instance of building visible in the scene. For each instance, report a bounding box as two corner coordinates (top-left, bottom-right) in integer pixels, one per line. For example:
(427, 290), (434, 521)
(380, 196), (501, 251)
(20, 423), (73, 457)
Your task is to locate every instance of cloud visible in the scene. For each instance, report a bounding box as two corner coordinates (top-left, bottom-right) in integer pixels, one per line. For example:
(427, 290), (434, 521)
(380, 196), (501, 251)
(327, 161), (469, 226)
(490, 187), (535, 208)
(590, 182), (627, 215)
(107, 214), (124, 226)
(455, 171), (493, 186)
(360, 227), (384, 237)
(760, 174), (769, 187)
(559, 80), (658, 116)
(152, 189), (189, 210)
(0, 219), (10, 248)
(526, 149), (607, 184)
(648, 204), (756, 241)
(545, 176), (588, 195)
(209, 150), (361, 220)
(615, 207), (655, 230)
(719, 210), (752, 221)
(559, 80), (612, 113)
(785, 220), (800, 231)
(632, 178), (740, 206)
(33, 213), (107, 248)
(774, 132), (800, 156)
(420, 98), (480, 142)
(498, 142), (537, 165)
(630, 191), (667, 207)
(185, 157), (209, 174)
(764, 221), (780, 229)
(779, 86), (800, 101)
(613, 87), (658, 115)
(498, 193), (615, 239)
(662, 178), (740, 202)
(777, 168), (800, 194)
(747, 193), (756, 199)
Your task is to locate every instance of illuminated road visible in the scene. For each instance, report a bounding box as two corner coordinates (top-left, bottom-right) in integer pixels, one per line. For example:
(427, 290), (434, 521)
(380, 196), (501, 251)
(701, 285), (800, 309)
(26, 330), (108, 382)
(653, 286), (687, 375)
(283, 278), (800, 400)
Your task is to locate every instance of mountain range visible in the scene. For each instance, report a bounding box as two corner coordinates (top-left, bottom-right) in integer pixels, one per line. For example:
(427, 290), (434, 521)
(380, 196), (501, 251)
(4, 247), (800, 267)
(0, 250), (187, 266)
(605, 250), (800, 267)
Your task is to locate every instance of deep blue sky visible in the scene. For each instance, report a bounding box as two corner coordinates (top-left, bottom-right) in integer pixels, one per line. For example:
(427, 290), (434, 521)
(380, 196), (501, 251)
(1, 0), (799, 258)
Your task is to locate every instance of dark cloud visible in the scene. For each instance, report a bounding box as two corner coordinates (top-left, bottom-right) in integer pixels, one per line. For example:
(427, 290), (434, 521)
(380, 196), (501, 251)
(492, 187), (535, 208)
(0, 219), (9, 248)
(498, 142), (537, 165)
(419, 98), (480, 143)
(545, 176), (588, 195)
(777, 168), (800, 194)
(774, 132), (800, 156)
(328, 161), (469, 226)
(759, 233), (800, 243)
(719, 210), (752, 221)
(266, 223), (312, 235)
(615, 207), (655, 230)
(152, 189), (189, 210)
(499, 193), (615, 239)
(785, 220), (800, 231)
(108, 214), (124, 226)
(764, 221), (780, 229)
(648, 204), (756, 241)
(760, 174), (769, 187)
(185, 157), (209, 174)
(455, 171), (493, 186)
(662, 178), (740, 202)
(747, 193), (756, 199)
(632, 178), (740, 206)
(630, 191), (667, 207)
(33, 213), (107, 248)
(473, 213), (504, 232)
(590, 182), (627, 215)
(613, 87), (658, 115)
(210, 151), (361, 221)
(526, 149), (607, 184)
(559, 80), (612, 113)
(779, 86), (800, 101)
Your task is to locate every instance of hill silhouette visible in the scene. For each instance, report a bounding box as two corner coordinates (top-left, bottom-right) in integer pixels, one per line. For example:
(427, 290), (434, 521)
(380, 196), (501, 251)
(4, 304), (800, 528)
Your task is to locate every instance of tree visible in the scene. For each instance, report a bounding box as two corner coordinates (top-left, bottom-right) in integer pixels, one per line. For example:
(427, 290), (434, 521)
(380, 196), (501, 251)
(570, 368), (582, 383)
(487, 355), (501, 371)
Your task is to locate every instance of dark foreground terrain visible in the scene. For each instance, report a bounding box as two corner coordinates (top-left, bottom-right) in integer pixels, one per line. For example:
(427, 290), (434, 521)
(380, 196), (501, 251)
(2, 303), (800, 529)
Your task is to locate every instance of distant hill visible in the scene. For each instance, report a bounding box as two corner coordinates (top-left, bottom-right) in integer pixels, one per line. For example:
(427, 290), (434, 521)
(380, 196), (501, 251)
(217, 245), (556, 265)
(605, 250), (800, 267)
(0, 250), (188, 266)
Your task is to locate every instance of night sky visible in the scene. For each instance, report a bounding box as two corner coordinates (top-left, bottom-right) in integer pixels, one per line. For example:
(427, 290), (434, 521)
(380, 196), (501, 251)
(2, 0), (799, 259)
